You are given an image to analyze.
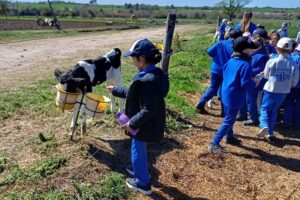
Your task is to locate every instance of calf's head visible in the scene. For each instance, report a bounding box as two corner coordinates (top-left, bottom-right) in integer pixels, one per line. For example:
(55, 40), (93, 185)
(103, 48), (122, 69)
(54, 69), (86, 93)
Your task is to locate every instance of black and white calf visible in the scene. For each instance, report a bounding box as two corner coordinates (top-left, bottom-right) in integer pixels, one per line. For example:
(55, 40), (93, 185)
(54, 48), (124, 136)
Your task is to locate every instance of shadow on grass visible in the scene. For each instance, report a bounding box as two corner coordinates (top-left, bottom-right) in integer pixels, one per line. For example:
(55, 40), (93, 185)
(150, 182), (208, 200)
(230, 143), (300, 172)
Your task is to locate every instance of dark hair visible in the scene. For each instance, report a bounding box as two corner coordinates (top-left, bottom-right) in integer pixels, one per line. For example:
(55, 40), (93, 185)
(291, 40), (297, 52)
(144, 48), (162, 65)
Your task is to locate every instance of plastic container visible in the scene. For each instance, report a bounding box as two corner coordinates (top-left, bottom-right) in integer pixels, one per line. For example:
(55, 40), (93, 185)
(55, 84), (80, 111)
(85, 93), (111, 118)
(115, 112), (139, 135)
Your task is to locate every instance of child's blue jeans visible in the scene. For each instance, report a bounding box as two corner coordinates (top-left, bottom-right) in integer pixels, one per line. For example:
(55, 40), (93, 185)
(212, 105), (239, 145)
(198, 72), (223, 106)
(259, 91), (287, 135)
(131, 139), (150, 186)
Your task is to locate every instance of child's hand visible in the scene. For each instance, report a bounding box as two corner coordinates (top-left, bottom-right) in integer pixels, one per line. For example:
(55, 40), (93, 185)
(121, 122), (133, 132)
(107, 85), (114, 93)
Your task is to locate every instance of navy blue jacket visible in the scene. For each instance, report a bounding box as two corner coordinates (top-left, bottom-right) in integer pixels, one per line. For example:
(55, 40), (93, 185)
(112, 67), (169, 142)
(207, 39), (234, 75)
(221, 54), (256, 109)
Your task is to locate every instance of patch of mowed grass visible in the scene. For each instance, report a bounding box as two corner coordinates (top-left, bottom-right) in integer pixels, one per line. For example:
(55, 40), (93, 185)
(0, 30), (78, 43)
(4, 189), (72, 200)
(31, 133), (59, 154)
(0, 156), (66, 186)
(166, 35), (211, 117)
(73, 173), (133, 200)
(0, 79), (60, 119)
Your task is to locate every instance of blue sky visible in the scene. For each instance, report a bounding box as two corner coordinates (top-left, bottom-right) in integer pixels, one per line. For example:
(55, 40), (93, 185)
(18, 0), (300, 8)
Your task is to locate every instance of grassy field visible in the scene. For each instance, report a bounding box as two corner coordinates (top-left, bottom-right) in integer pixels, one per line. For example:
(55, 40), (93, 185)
(1, 20), (300, 199)
(0, 27), (213, 198)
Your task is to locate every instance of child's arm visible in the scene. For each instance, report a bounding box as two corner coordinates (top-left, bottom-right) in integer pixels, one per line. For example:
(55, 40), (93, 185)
(129, 82), (159, 129)
(111, 86), (128, 99)
(207, 42), (220, 57)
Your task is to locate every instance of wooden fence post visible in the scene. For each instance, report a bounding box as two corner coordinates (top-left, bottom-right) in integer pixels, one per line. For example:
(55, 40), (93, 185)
(161, 13), (176, 73)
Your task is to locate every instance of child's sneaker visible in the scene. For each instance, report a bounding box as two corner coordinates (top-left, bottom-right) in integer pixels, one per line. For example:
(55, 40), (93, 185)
(126, 165), (134, 176)
(265, 134), (276, 143)
(208, 143), (225, 153)
(126, 178), (152, 195)
(196, 104), (209, 115)
(207, 99), (213, 109)
(257, 127), (269, 137)
(236, 115), (247, 121)
(243, 119), (259, 126)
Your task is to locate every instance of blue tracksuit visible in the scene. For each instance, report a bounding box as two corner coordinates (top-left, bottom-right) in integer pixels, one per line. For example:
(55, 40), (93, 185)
(219, 23), (226, 41)
(245, 48), (269, 122)
(212, 54), (256, 145)
(283, 53), (300, 128)
(235, 22), (257, 35)
(260, 55), (299, 135)
(197, 39), (233, 106)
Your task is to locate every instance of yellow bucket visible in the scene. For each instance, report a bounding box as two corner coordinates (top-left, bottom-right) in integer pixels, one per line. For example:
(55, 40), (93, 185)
(55, 84), (81, 111)
(85, 93), (111, 118)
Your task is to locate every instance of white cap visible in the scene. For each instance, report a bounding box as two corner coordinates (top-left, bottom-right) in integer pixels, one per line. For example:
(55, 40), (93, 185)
(222, 18), (228, 23)
(276, 37), (292, 50)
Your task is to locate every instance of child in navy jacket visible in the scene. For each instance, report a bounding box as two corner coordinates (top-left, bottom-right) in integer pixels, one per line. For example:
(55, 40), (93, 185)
(208, 36), (260, 153)
(196, 30), (243, 114)
(108, 39), (169, 195)
(258, 38), (299, 142)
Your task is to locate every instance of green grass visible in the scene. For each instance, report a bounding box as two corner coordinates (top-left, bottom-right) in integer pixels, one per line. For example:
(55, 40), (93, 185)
(73, 173), (133, 200)
(0, 29), (79, 43)
(0, 79), (60, 119)
(3, 172), (132, 200)
(0, 156), (66, 186)
(4, 190), (72, 200)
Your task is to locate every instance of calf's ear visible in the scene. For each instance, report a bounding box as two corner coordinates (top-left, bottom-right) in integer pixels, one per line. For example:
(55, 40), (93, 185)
(54, 69), (62, 81)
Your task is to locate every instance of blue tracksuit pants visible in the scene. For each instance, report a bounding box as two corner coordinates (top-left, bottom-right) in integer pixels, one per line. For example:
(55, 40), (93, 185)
(238, 96), (248, 119)
(283, 88), (300, 128)
(198, 72), (223, 105)
(259, 91), (287, 135)
(246, 87), (260, 122)
(131, 139), (150, 186)
(211, 105), (239, 145)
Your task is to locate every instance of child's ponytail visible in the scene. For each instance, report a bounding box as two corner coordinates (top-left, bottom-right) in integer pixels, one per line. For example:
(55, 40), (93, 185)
(145, 48), (162, 65)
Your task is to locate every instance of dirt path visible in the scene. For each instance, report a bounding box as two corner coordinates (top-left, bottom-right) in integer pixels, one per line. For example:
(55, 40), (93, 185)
(0, 24), (205, 89)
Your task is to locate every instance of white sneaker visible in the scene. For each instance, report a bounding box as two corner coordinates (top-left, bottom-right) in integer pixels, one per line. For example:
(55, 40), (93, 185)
(207, 99), (213, 109)
(257, 127), (269, 137)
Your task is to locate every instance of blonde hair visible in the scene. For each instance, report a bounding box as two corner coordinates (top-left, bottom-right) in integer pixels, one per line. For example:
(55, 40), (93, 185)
(269, 30), (280, 42)
(240, 11), (253, 32)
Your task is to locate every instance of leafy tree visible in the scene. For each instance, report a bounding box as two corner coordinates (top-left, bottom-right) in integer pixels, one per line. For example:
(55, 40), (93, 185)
(0, 0), (10, 18)
(216, 0), (252, 20)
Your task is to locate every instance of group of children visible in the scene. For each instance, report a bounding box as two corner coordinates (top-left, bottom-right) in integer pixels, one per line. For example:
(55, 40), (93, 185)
(104, 13), (300, 195)
(197, 14), (300, 153)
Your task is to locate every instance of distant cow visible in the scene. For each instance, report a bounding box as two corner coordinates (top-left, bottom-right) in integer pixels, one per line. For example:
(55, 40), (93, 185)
(54, 48), (124, 137)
